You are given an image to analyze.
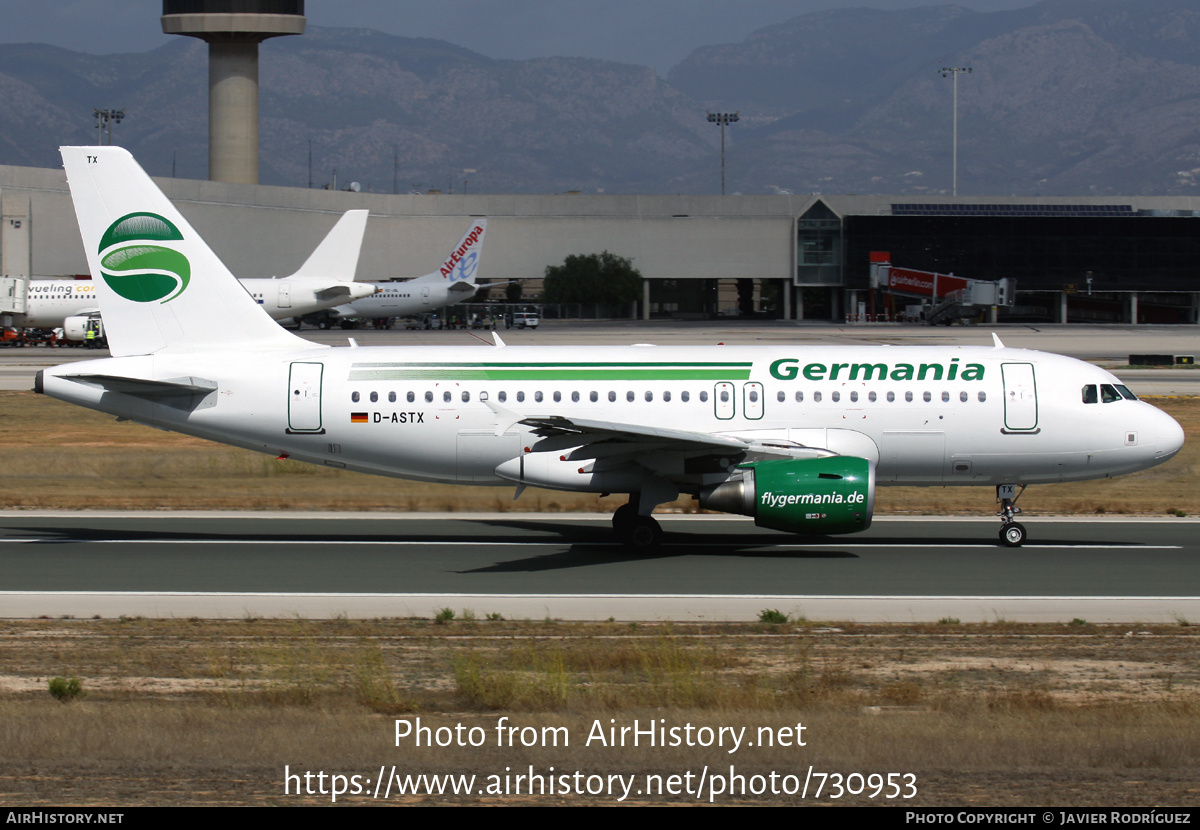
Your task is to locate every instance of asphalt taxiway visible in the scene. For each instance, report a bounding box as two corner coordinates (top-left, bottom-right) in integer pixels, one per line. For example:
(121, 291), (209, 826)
(1, 513), (1196, 622)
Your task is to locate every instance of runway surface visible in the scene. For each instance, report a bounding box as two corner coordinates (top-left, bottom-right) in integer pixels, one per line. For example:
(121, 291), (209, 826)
(1, 513), (1196, 622)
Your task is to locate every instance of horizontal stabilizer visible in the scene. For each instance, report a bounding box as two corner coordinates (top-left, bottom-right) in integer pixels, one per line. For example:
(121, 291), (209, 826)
(61, 373), (218, 410)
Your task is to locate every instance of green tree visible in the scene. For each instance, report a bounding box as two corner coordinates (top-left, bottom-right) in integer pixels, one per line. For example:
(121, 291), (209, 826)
(543, 251), (642, 310)
(505, 280), (523, 303)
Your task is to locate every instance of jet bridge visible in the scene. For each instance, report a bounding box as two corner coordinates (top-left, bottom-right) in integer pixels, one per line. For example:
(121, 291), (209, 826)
(868, 254), (1015, 325)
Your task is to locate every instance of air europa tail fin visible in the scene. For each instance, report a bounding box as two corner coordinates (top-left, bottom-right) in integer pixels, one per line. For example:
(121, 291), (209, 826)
(287, 209), (369, 281)
(60, 146), (309, 357)
(432, 218), (487, 283)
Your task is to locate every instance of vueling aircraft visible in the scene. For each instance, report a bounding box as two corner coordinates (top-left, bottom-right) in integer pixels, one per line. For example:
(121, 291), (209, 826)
(37, 147), (1185, 548)
(307, 219), (488, 329)
(17, 209), (375, 334)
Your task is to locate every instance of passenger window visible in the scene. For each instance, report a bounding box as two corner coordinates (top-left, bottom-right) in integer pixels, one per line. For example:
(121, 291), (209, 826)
(664, 391), (672, 402)
(627, 391), (635, 402)
(978, 391), (987, 402)
(425, 391), (433, 403)
(609, 391), (617, 402)
(535, 391), (543, 403)
(682, 391), (690, 402)
(553, 391), (561, 403)
(849, 391), (858, 402)
(794, 391), (804, 402)
(645, 391), (653, 402)
(351, 391), (360, 403)
(571, 391), (579, 403)
(517, 391), (525, 403)
(941, 391), (950, 403)
(589, 391), (597, 402)
(443, 391), (451, 403)
(700, 391), (708, 403)
(498, 391), (507, 403)
(813, 391), (822, 402)
(407, 391), (415, 403)
(832, 391), (840, 402)
(868, 391), (877, 402)
(905, 391), (913, 402)
(959, 391), (968, 402)
(777, 391), (785, 403)
(923, 391), (931, 402)
(462, 391), (470, 402)
(887, 391), (895, 402)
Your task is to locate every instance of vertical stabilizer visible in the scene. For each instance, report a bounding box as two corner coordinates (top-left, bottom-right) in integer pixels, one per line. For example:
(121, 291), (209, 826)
(60, 146), (309, 357)
(287, 209), (369, 281)
(424, 218), (487, 284)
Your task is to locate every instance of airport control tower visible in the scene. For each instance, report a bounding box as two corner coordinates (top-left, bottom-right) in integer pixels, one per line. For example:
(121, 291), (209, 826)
(161, 1), (305, 184)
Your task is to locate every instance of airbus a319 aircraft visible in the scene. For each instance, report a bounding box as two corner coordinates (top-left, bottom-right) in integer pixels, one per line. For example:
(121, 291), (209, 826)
(38, 147), (1184, 548)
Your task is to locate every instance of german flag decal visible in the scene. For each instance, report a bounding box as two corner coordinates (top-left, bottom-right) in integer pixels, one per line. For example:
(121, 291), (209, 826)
(351, 412), (369, 423)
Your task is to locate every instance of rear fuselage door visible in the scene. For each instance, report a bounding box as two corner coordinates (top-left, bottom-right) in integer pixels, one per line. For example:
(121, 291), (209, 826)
(288, 362), (324, 433)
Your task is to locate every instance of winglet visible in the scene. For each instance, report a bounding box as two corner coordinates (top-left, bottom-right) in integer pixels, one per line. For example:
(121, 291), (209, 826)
(492, 332), (506, 348)
(992, 332), (1005, 349)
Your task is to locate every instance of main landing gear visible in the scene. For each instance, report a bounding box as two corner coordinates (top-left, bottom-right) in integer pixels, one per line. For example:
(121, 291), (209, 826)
(997, 483), (1027, 547)
(612, 502), (663, 549)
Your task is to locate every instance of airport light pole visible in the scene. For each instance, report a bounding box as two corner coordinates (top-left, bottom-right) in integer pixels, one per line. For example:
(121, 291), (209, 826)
(93, 108), (125, 145)
(707, 111), (739, 195)
(940, 66), (971, 196)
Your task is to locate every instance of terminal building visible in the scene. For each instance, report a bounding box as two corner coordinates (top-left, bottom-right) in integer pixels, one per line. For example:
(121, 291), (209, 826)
(2, 159), (1199, 325)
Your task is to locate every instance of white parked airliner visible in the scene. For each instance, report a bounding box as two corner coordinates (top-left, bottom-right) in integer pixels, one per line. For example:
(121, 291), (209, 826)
(16, 209), (376, 333)
(37, 147), (1185, 548)
(307, 219), (488, 329)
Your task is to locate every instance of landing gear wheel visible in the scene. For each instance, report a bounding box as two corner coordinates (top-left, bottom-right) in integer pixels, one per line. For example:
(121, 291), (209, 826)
(999, 522), (1026, 547)
(625, 516), (662, 549)
(612, 503), (637, 534)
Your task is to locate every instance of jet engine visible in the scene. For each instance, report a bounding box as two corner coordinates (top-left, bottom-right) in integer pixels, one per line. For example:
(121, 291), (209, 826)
(699, 456), (875, 535)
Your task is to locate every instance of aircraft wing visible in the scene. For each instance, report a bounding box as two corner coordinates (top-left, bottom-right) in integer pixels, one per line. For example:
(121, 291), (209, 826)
(520, 415), (749, 451)
(517, 415), (836, 463)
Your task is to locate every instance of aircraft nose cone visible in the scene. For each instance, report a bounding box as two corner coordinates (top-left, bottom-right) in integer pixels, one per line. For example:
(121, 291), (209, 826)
(1152, 407), (1185, 463)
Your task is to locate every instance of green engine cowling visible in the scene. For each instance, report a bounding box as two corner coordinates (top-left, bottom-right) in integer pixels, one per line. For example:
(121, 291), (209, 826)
(698, 456), (875, 535)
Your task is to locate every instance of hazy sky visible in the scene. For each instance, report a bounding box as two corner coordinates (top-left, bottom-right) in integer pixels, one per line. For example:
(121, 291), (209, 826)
(1, 0), (1041, 72)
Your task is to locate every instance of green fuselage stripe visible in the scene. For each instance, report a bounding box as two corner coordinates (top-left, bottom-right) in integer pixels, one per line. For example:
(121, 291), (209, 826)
(349, 366), (752, 381)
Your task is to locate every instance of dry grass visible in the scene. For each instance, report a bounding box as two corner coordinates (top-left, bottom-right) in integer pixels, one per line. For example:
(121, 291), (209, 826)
(1, 391), (1197, 515)
(1, 618), (1199, 805)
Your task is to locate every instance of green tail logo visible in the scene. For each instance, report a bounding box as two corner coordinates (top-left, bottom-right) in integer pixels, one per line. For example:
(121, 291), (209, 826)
(98, 212), (190, 303)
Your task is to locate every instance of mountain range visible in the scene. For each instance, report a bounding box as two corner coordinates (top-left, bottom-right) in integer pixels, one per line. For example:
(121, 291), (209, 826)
(2, 0), (1199, 197)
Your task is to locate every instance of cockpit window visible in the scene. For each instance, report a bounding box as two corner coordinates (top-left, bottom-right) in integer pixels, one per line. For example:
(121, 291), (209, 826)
(1115, 385), (1138, 401)
(1082, 385), (1098, 404)
(1100, 384), (1122, 403)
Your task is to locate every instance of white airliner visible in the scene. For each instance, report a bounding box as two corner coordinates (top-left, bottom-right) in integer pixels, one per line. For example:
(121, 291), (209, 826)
(37, 147), (1185, 548)
(16, 209), (375, 334)
(307, 219), (488, 328)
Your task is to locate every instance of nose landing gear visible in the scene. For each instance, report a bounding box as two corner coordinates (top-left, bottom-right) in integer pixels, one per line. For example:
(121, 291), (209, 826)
(997, 484), (1027, 547)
